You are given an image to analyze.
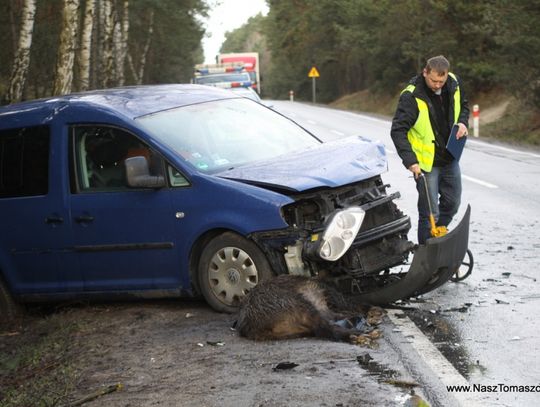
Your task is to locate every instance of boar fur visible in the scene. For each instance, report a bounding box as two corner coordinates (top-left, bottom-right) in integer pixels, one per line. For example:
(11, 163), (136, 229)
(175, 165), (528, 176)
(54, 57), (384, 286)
(236, 274), (381, 342)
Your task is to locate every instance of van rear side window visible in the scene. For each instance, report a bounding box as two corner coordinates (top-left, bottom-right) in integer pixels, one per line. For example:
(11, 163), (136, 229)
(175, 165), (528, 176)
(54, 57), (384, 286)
(0, 126), (49, 198)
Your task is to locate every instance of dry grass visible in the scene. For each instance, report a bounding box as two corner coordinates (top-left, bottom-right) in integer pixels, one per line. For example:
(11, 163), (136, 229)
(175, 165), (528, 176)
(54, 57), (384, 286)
(0, 311), (83, 407)
(483, 101), (540, 146)
(329, 89), (397, 117)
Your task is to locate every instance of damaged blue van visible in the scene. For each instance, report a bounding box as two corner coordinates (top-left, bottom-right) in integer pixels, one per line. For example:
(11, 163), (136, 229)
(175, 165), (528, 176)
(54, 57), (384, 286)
(0, 85), (469, 319)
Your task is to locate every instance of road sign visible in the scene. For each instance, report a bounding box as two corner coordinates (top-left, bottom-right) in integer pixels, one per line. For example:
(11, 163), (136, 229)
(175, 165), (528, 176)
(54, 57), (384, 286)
(308, 66), (320, 78)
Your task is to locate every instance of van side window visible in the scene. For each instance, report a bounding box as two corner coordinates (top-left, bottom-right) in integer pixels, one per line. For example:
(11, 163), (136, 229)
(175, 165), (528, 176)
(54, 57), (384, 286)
(72, 126), (164, 192)
(0, 126), (49, 198)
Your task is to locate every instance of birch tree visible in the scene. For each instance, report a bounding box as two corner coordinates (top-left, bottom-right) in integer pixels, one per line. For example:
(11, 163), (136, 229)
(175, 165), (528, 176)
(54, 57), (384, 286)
(113, 0), (129, 86)
(127, 8), (154, 85)
(53, 0), (80, 95)
(99, 0), (115, 88)
(7, 0), (37, 103)
(78, 0), (96, 91)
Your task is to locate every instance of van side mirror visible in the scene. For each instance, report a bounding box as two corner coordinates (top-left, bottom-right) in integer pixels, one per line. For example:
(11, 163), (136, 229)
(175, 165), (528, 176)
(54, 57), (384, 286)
(125, 156), (165, 188)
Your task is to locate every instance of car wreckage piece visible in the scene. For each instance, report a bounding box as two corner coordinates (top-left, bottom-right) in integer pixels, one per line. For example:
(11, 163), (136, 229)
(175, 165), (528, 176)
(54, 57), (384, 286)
(349, 205), (470, 303)
(246, 170), (470, 304)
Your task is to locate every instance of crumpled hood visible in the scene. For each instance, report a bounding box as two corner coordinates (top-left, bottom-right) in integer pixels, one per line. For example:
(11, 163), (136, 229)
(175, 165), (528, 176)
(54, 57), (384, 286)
(216, 136), (387, 192)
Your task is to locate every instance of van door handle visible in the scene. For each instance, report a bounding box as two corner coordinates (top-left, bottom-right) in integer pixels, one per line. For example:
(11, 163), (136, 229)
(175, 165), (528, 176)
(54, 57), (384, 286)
(45, 215), (64, 224)
(75, 215), (95, 223)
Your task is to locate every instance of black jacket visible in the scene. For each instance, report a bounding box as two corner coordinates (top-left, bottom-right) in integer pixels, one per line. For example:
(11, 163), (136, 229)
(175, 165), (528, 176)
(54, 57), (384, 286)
(390, 73), (470, 169)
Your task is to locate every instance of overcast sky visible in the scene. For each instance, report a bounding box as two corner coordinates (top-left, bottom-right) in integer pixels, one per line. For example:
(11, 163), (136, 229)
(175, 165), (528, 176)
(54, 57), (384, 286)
(202, 0), (269, 64)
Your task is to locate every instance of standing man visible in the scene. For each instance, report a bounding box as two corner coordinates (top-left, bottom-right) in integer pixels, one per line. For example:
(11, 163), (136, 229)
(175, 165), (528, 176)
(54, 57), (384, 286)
(391, 55), (469, 244)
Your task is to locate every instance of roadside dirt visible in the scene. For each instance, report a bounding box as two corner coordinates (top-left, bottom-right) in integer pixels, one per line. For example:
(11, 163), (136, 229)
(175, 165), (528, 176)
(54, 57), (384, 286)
(1, 300), (426, 407)
(478, 100), (510, 125)
(330, 89), (512, 126)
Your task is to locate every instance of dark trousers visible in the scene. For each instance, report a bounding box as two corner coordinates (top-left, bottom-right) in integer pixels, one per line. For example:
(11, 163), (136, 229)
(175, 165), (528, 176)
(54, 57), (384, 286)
(416, 160), (462, 244)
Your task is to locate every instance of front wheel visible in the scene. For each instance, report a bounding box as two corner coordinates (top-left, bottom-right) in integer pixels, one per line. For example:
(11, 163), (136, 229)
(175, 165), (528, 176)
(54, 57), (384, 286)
(198, 232), (273, 313)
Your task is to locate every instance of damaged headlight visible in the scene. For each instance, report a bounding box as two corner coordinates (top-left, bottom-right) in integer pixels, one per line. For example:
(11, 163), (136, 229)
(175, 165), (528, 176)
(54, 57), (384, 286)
(317, 207), (366, 261)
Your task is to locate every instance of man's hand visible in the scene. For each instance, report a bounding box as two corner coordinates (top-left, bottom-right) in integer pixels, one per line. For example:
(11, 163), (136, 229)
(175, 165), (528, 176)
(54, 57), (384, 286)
(408, 163), (421, 179)
(456, 122), (468, 139)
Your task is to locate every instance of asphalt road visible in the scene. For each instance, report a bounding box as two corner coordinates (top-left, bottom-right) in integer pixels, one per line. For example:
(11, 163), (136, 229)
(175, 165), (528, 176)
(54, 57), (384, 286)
(269, 99), (540, 407)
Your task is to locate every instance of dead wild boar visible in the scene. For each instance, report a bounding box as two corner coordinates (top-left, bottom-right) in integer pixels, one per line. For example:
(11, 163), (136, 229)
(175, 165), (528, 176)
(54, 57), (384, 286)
(236, 274), (383, 342)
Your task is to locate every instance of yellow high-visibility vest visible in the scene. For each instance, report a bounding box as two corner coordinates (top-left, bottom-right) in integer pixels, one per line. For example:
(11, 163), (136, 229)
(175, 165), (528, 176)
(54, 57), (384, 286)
(402, 72), (461, 172)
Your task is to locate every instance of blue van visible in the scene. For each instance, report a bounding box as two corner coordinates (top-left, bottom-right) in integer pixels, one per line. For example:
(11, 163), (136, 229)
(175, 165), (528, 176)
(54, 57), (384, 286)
(0, 85), (469, 320)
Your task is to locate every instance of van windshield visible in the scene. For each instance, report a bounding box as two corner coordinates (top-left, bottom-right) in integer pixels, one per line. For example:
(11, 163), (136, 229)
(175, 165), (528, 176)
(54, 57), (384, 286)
(136, 98), (320, 173)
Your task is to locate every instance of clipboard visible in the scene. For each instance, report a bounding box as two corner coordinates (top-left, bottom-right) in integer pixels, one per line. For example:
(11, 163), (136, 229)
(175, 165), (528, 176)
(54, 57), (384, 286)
(446, 124), (467, 161)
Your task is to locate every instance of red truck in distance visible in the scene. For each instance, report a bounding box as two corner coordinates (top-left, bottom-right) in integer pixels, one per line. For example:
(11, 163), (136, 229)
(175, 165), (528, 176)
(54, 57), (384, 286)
(218, 52), (260, 94)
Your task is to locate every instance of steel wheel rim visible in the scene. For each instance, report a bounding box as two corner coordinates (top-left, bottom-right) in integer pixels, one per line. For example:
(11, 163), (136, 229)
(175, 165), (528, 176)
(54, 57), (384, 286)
(208, 246), (259, 306)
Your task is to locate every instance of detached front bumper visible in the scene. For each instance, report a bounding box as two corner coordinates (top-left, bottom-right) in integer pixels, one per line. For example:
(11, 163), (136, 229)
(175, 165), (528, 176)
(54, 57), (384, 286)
(352, 204), (471, 304)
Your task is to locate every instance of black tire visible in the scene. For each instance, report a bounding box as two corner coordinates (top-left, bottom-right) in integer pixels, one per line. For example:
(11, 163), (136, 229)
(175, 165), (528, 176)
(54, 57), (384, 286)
(0, 276), (21, 323)
(198, 232), (274, 313)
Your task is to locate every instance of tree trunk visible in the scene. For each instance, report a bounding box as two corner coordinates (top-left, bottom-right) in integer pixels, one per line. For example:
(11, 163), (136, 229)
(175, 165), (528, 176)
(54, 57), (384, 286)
(127, 8), (153, 85)
(7, 0), (37, 103)
(114, 0), (129, 86)
(53, 0), (80, 96)
(78, 0), (96, 91)
(99, 0), (115, 88)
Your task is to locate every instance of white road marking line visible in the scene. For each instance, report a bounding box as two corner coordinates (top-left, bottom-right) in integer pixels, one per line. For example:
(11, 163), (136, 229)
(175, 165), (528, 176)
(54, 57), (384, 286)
(336, 109), (391, 125)
(467, 139), (540, 158)
(331, 129), (345, 136)
(387, 310), (486, 407)
(462, 174), (498, 189)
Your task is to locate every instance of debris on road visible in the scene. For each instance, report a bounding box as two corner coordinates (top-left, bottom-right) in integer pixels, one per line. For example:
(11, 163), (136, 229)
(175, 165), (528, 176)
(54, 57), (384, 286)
(272, 362), (299, 371)
(59, 383), (123, 407)
(350, 329), (383, 348)
(206, 340), (225, 346)
(334, 315), (368, 331)
(383, 378), (420, 388)
(441, 304), (471, 313)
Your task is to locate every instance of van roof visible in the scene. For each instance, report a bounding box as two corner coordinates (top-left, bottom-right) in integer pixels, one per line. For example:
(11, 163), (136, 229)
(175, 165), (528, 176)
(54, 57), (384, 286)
(0, 85), (236, 122)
